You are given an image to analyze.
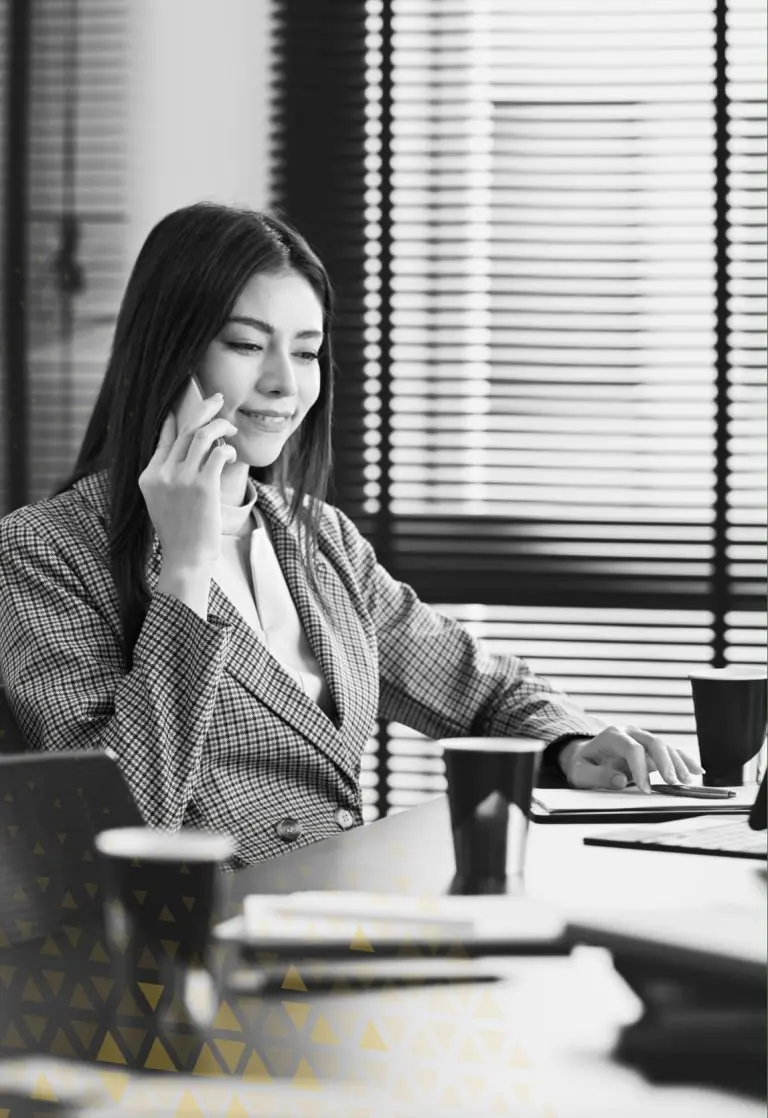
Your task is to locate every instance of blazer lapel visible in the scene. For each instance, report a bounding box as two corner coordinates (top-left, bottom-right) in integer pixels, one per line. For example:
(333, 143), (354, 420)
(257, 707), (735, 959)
(254, 486), (377, 753)
(207, 581), (358, 784)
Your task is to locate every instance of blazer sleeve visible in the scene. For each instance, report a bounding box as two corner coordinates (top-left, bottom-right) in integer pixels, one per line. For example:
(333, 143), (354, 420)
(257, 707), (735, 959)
(332, 508), (607, 748)
(0, 511), (232, 830)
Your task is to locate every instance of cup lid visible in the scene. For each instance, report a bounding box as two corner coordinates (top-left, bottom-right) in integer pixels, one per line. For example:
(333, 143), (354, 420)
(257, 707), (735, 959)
(688, 666), (767, 681)
(95, 826), (236, 863)
(439, 736), (547, 754)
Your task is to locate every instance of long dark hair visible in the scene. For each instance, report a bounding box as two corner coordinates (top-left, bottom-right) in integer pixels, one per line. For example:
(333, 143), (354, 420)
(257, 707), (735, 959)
(58, 203), (335, 667)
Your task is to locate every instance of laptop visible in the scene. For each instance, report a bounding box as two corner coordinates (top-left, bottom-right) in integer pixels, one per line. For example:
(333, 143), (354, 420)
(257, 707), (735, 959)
(583, 771), (767, 860)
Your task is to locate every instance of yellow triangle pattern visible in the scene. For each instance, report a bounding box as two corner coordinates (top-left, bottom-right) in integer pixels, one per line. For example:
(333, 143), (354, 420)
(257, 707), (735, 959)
(213, 1000), (241, 1031)
(349, 924), (375, 952)
(69, 984), (94, 1011)
(96, 1031), (127, 1066)
(99, 1071), (130, 1103)
(213, 1038), (246, 1073)
(144, 1037), (176, 1071)
(281, 964), (308, 992)
(91, 977), (114, 1002)
(225, 1097), (249, 1118)
(40, 934), (61, 956)
(310, 1014), (339, 1045)
(242, 1049), (271, 1080)
(174, 1090), (205, 1117)
(507, 1043), (530, 1069)
(138, 981), (163, 1009)
(30, 1074), (57, 1102)
(22, 1014), (47, 1042)
(22, 977), (44, 1002)
(458, 1035), (482, 1063)
(282, 1000), (312, 1031)
(41, 969), (64, 993)
(474, 988), (503, 1018)
(292, 1057), (320, 1088)
(192, 1043), (223, 1076)
(360, 1020), (388, 1051)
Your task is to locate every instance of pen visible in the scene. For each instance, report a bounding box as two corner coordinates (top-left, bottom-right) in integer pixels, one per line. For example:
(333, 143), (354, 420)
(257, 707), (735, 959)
(654, 785), (735, 799)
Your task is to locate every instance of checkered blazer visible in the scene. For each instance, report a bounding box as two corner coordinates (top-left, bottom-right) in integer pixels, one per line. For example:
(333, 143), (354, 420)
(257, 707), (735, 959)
(0, 470), (605, 864)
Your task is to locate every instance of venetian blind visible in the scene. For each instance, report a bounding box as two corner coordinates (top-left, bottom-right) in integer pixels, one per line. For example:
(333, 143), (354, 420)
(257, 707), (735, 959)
(24, 0), (127, 505)
(725, 0), (767, 670)
(271, 0), (768, 819)
(382, 0), (766, 815)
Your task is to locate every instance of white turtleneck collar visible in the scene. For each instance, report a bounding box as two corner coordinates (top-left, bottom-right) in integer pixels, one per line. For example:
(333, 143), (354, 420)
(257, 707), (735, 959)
(220, 478), (259, 538)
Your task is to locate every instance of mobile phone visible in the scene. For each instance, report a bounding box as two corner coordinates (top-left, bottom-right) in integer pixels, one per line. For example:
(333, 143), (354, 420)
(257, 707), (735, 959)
(173, 375), (226, 448)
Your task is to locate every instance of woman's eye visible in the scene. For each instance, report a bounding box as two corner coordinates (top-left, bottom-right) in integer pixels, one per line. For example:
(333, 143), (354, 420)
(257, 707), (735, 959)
(228, 341), (263, 354)
(295, 351), (320, 363)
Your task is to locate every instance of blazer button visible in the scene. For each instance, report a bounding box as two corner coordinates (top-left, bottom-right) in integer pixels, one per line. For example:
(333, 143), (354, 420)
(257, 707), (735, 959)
(334, 807), (354, 830)
(275, 817), (303, 842)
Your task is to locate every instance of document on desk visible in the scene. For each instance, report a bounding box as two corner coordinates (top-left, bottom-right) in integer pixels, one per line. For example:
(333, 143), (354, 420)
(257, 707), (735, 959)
(531, 783), (756, 822)
(214, 891), (570, 958)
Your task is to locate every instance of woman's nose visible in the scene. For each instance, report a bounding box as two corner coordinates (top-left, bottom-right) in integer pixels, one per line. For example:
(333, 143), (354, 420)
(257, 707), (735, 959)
(256, 348), (297, 397)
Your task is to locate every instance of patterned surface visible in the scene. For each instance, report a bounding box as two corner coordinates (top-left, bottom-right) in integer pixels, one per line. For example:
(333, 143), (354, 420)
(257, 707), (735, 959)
(0, 469), (604, 865)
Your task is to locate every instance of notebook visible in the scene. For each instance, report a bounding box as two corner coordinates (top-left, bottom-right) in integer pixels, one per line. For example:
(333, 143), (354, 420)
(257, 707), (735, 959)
(531, 781), (757, 824)
(583, 772), (767, 859)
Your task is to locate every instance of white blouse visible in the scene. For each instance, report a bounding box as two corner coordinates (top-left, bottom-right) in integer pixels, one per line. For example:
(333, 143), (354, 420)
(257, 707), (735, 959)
(214, 482), (334, 717)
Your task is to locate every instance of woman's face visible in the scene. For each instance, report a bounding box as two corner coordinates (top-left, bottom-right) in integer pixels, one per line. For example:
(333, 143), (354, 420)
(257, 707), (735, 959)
(196, 268), (324, 472)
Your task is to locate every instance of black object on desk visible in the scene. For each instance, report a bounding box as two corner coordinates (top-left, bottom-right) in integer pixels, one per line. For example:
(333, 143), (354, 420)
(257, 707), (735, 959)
(584, 772), (767, 860)
(0, 751), (142, 944)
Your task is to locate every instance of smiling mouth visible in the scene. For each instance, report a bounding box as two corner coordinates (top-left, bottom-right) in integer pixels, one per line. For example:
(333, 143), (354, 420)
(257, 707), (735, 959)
(238, 409), (293, 429)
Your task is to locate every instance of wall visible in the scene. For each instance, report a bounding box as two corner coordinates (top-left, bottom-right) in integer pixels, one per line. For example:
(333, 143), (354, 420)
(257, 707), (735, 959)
(125, 0), (271, 271)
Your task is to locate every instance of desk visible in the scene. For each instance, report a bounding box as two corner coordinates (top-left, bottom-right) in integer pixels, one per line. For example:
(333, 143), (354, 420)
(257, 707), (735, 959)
(0, 796), (764, 1117)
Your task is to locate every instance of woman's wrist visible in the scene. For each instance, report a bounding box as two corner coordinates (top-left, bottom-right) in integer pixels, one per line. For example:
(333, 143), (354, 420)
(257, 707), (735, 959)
(156, 562), (212, 620)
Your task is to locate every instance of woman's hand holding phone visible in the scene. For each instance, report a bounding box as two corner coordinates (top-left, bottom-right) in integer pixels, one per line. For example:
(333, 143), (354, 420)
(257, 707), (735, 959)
(139, 388), (238, 618)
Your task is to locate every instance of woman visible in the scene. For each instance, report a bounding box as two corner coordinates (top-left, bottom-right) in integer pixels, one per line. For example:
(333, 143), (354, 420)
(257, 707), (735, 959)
(0, 204), (702, 864)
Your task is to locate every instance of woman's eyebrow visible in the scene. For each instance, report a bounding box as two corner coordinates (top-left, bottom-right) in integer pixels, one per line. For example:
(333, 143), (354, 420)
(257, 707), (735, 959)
(227, 315), (323, 340)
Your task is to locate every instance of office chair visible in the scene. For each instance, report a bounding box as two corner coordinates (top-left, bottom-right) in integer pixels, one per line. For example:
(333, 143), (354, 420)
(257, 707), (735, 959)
(0, 683), (27, 753)
(0, 751), (143, 944)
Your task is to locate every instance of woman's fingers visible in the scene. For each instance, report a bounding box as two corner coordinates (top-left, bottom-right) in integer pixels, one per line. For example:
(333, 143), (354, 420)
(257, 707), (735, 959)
(183, 418), (238, 471)
(202, 441), (238, 478)
(167, 392), (226, 464)
(627, 727), (703, 786)
(150, 412), (177, 464)
(673, 747), (705, 778)
(624, 726), (682, 786)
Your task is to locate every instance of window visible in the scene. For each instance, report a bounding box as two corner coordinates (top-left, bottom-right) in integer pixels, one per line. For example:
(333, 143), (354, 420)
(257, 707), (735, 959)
(272, 0), (767, 820)
(0, 0), (128, 511)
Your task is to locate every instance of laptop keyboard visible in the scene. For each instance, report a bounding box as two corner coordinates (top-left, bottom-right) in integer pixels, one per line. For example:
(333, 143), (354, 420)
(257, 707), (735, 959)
(588, 817), (767, 859)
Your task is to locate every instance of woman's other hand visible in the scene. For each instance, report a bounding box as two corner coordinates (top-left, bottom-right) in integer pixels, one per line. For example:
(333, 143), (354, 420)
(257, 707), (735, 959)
(558, 726), (704, 793)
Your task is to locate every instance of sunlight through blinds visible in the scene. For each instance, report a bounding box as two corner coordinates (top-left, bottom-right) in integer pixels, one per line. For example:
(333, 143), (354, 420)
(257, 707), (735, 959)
(725, 0), (767, 668)
(272, 0), (765, 818)
(377, 0), (766, 814)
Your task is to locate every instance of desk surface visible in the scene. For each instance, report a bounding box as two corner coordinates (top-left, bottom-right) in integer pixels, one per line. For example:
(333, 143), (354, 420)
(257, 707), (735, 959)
(0, 796), (764, 1118)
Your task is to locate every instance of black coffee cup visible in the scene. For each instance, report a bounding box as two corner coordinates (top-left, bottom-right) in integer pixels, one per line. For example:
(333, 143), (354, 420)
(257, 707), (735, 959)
(688, 668), (768, 786)
(95, 827), (235, 1027)
(441, 737), (545, 895)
